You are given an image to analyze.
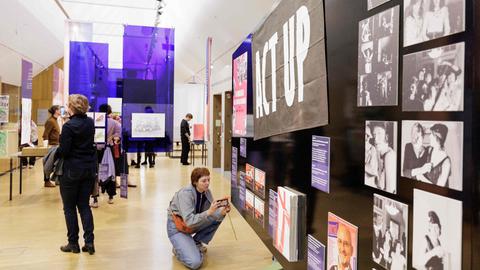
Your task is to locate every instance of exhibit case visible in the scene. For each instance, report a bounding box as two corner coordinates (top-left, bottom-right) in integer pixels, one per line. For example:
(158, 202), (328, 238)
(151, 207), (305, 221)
(231, 0), (479, 269)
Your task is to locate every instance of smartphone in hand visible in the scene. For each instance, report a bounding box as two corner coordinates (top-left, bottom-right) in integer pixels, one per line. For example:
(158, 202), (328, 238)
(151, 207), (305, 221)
(216, 198), (229, 207)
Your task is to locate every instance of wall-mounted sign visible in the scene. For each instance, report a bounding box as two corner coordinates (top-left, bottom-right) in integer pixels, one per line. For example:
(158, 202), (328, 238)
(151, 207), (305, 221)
(252, 0), (328, 140)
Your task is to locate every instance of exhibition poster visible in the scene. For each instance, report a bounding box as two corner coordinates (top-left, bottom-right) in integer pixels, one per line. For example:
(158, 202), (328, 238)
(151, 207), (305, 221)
(233, 51), (248, 137)
(0, 95), (9, 123)
(245, 189), (255, 216)
(86, 112), (94, 119)
(401, 120), (464, 191)
(252, 0), (329, 140)
(21, 59), (33, 99)
(0, 131), (7, 156)
(402, 42), (465, 112)
(95, 128), (106, 143)
(21, 98), (32, 145)
(268, 189), (278, 241)
(254, 167), (266, 198)
(108, 97), (122, 116)
(365, 120), (398, 194)
(131, 113), (166, 138)
(231, 147), (238, 188)
(254, 195), (265, 227)
(327, 213), (358, 270)
(403, 0), (465, 47)
(373, 194), (408, 270)
(358, 6), (400, 107)
(308, 234), (325, 270)
(52, 67), (65, 106)
(240, 137), (247, 157)
(94, 112), (106, 127)
(412, 189), (462, 270)
(239, 172), (246, 210)
(312, 135), (330, 193)
(193, 124), (204, 141)
(245, 163), (255, 190)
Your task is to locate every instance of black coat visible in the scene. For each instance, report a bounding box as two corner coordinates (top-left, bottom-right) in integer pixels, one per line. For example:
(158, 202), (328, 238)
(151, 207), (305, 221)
(57, 114), (96, 171)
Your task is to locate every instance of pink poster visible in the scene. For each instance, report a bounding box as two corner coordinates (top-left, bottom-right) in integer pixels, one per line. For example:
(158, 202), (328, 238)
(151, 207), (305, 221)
(233, 52), (248, 136)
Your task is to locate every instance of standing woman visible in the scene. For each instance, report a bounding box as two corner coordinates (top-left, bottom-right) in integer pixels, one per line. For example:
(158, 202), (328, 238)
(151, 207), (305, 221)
(43, 105), (61, 146)
(57, 94), (97, 255)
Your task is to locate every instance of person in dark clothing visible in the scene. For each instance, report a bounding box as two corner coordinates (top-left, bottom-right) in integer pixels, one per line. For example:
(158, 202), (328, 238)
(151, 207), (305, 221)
(180, 113), (193, 165)
(57, 94), (97, 255)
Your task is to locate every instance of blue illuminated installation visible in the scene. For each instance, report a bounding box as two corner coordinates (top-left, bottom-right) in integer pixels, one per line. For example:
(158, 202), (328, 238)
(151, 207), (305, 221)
(69, 25), (174, 152)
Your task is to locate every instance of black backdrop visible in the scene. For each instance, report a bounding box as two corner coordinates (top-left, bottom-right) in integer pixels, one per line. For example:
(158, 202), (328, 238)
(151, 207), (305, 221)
(231, 0), (478, 269)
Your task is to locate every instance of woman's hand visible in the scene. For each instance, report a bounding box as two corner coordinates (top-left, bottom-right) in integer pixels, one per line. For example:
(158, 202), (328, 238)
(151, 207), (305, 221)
(220, 205), (231, 216)
(207, 201), (220, 216)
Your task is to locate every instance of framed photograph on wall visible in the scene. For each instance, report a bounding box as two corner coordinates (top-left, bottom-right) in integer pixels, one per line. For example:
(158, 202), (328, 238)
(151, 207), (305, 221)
(412, 189), (462, 270)
(403, 42), (464, 112)
(365, 120), (398, 194)
(131, 113), (166, 138)
(401, 120), (463, 191)
(327, 213), (358, 270)
(403, 0), (465, 47)
(373, 194), (408, 270)
(368, 0), (392, 11)
(358, 6), (400, 107)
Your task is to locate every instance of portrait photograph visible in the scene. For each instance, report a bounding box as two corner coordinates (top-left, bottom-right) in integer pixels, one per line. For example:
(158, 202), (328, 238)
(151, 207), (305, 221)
(403, 0), (465, 47)
(365, 121), (398, 194)
(403, 42), (464, 112)
(327, 212), (358, 270)
(401, 120), (463, 191)
(373, 194), (408, 270)
(412, 189), (462, 270)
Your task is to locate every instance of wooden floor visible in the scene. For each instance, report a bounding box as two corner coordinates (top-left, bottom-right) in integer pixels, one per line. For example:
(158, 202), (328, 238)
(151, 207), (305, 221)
(0, 157), (273, 270)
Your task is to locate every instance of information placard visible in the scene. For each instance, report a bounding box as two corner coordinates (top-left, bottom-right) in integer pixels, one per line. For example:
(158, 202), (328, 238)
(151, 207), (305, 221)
(312, 136), (330, 193)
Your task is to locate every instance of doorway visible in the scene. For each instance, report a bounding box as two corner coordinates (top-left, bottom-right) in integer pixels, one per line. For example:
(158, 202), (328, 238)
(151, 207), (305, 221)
(223, 91), (232, 171)
(212, 94), (222, 168)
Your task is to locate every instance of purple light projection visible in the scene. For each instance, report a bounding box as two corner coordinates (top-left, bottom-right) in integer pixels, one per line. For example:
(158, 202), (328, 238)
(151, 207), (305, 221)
(68, 25), (175, 152)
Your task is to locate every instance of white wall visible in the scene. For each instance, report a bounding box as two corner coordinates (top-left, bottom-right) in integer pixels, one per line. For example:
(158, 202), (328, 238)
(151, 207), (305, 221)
(173, 83), (205, 141)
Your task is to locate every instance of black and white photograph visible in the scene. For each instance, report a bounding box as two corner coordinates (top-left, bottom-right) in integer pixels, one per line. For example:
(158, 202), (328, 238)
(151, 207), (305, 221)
(373, 194), (408, 270)
(412, 189), (462, 270)
(365, 121), (398, 194)
(403, 42), (464, 112)
(358, 6), (399, 107)
(131, 113), (166, 138)
(368, 0), (392, 11)
(403, 0), (465, 47)
(401, 120), (463, 191)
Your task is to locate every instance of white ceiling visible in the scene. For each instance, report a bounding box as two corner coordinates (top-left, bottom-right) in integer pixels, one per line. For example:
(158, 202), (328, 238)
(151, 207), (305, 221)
(0, 0), (279, 86)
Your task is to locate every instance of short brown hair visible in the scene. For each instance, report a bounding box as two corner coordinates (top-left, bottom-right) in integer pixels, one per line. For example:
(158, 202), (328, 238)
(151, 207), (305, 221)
(68, 94), (89, 115)
(186, 113), (193, 119)
(191, 167), (210, 186)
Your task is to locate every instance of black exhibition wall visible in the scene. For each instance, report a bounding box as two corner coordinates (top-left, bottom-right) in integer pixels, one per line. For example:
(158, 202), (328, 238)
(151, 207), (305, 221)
(231, 0), (479, 269)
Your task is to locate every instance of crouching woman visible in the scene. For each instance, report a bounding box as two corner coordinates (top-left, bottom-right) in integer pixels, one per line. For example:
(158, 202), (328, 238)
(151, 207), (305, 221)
(167, 167), (230, 269)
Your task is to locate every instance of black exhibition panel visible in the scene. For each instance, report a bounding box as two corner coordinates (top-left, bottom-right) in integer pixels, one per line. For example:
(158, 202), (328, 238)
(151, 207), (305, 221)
(231, 0), (478, 269)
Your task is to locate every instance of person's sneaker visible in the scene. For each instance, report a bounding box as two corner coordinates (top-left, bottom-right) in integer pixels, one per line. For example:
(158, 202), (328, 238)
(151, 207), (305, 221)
(182, 162), (191, 166)
(90, 201), (99, 208)
(108, 198), (114, 204)
(44, 181), (56, 188)
(60, 243), (80, 253)
(81, 243), (95, 255)
(130, 160), (137, 166)
(196, 241), (207, 254)
(134, 164), (140, 168)
(141, 161), (147, 165)
(149, 164), (154, 168)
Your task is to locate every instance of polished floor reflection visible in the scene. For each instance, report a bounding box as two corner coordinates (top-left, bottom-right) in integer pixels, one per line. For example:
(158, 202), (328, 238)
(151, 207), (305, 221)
(0, 157), (272, 269)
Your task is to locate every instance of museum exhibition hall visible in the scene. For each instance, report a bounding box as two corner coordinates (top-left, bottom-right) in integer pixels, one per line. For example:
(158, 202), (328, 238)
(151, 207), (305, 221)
(0, 0), (479, 269)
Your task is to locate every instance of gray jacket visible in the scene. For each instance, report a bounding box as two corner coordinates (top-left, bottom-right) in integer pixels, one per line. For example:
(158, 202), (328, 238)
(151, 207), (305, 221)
(43, 146), (64, 181)
(168, 185), (224, 232)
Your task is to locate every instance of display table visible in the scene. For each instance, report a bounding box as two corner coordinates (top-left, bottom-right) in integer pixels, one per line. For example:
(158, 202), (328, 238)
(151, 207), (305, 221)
(15, 147), (50, 199)
(190, 140), (207, 166)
